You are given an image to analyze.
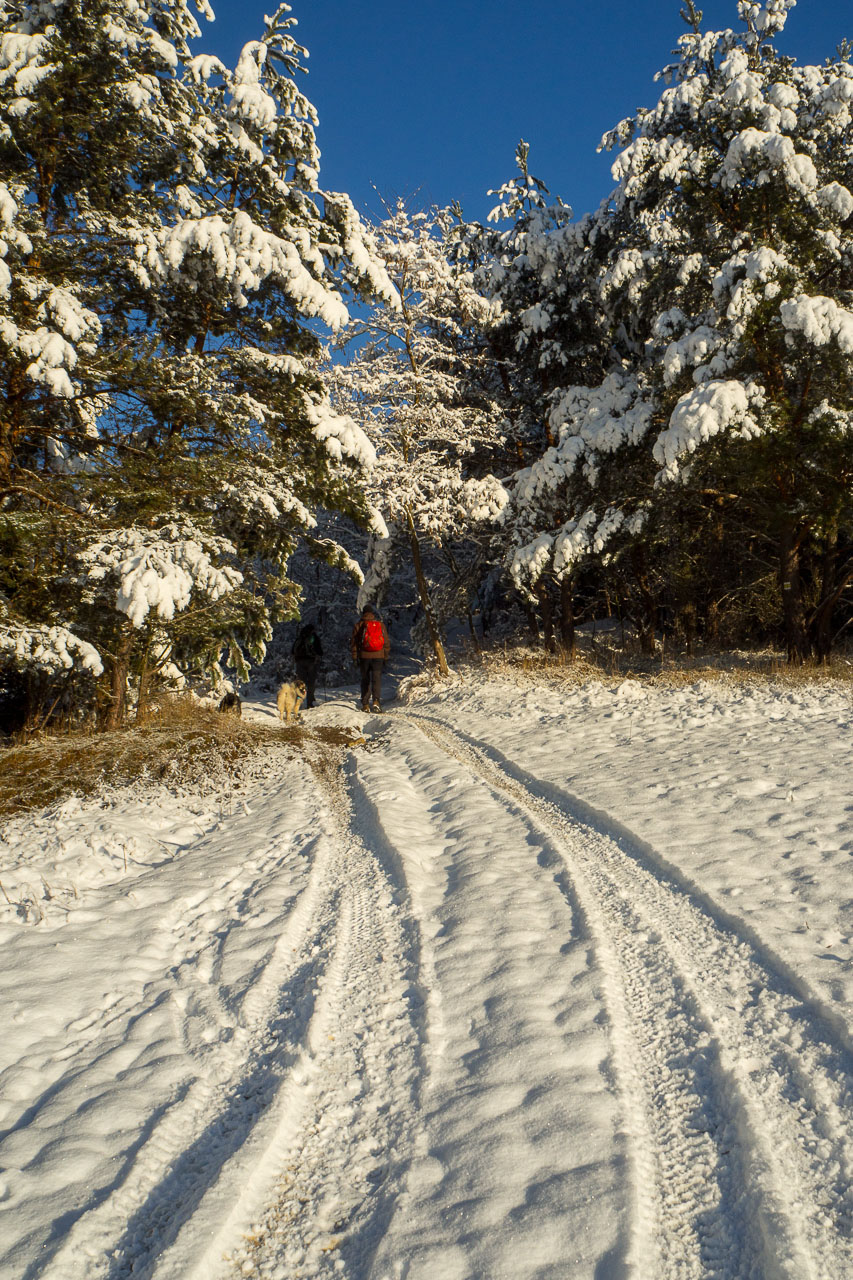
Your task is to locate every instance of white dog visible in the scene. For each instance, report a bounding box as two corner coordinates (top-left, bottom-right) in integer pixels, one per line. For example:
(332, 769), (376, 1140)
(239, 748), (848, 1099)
(277, 679), (307, 724)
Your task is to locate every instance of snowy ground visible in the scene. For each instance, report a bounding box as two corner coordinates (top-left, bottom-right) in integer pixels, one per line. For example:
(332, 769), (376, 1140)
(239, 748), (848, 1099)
(2, 668), (853, 1279)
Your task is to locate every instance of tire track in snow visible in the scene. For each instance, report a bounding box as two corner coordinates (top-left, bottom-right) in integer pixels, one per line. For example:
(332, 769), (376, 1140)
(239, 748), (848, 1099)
(353, 719), (628, 1279)
(211, 845), (421, 1279)
(401, 710), (853, 1280)
(28, 741), (422, 1280)
(186, 754), (423, 1280)
(11, 814), (316, 1280)
(39, 819), (339, 1280)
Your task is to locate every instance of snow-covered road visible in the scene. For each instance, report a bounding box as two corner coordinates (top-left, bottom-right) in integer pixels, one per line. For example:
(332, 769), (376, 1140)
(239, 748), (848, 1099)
(391, 710), (853, 1280)
(2, 674), (853, 1279)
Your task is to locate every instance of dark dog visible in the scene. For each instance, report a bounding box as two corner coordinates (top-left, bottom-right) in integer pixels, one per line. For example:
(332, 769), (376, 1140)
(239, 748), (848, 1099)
(218, 691), (242, 716)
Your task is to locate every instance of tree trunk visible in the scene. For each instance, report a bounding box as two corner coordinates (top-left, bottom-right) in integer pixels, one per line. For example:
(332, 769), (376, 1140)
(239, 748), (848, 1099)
(706, 599), (720, 646)
(630, 547), (657, 655)
(537, 581), (556, 653)
(406, 509), (449, 675)
(443, 539), (481, 653)
(809, 546), (853, 665)
(558, 576), (575, 657)
(810, 529), (839, 663)
(106, 627), (134, 729)
(136, 635), (153, 723)
(521, 595), (540, 644)
(677, 602), (697, 656)
(466, 606), (481, 653)
(779, 523), (810, 664)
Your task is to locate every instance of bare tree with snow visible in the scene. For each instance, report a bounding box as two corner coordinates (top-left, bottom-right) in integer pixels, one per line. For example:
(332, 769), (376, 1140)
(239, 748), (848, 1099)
(332, 203), (508, 673)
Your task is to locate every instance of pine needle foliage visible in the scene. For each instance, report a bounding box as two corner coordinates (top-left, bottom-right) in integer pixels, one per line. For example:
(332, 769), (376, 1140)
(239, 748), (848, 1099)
(0, 0), (394, 726)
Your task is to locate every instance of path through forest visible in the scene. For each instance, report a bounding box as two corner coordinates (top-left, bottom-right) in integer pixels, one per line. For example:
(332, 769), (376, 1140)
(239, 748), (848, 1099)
(3, 677), (853, 1279)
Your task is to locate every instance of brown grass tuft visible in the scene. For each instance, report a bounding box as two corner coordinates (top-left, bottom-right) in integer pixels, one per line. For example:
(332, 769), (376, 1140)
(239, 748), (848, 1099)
(462, 640), (853, 693)
(0, 695), (353, 820)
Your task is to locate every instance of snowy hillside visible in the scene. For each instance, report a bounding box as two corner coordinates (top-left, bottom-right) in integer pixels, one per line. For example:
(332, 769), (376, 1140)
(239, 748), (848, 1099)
(2, 670), (853, 1279)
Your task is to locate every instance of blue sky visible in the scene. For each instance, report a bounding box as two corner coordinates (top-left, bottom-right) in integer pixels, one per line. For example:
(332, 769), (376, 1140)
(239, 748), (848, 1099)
(204, 0), (850, 224)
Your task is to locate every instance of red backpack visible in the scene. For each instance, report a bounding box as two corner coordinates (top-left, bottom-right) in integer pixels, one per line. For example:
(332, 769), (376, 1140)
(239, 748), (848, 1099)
(360, 618), (384, 652)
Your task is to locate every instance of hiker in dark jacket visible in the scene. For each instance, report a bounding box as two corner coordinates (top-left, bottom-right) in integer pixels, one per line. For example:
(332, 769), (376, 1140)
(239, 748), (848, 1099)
(292, 622), (323, 709)
(350, 605), (390, 712)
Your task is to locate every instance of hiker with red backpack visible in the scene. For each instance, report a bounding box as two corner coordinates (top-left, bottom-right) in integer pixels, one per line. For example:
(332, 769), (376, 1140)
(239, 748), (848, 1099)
(351, 605), (390, 712)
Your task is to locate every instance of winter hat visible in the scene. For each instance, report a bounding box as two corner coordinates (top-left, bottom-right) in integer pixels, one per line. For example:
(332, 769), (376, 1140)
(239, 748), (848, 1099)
(361, 605), (377, 617)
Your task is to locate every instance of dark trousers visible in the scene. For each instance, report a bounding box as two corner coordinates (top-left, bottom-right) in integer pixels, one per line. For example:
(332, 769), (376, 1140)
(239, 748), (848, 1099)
(295, 659), (318, 708)
(359, 658), (383, 706)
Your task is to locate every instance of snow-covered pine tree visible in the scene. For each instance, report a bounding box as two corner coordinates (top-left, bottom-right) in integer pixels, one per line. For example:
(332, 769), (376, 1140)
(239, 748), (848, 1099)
(0, 0), (394, 725)
(332, 203), (508, 673)
(452, 143), (610, 650)
(505, 0), (853, 660)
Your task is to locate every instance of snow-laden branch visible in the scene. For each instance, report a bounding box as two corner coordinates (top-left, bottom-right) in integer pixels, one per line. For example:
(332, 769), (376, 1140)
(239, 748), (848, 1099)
(78, 526), (243, 629)
(0, 621), (103, 676)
